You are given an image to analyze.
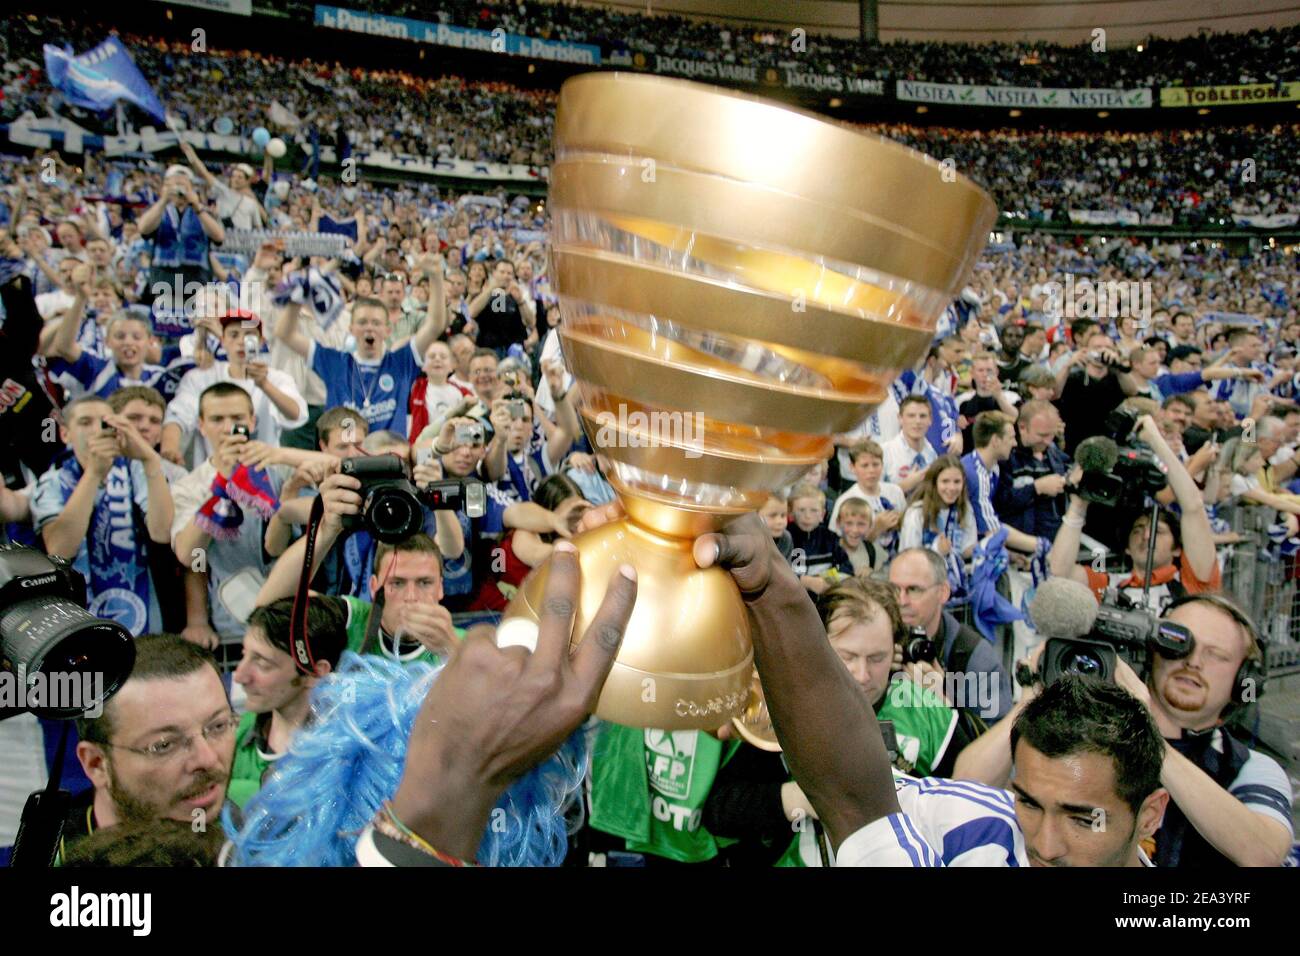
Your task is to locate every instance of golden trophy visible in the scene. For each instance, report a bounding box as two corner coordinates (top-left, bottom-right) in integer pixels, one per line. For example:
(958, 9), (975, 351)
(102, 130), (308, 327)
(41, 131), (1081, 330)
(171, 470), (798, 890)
(495, 73), (995, 730)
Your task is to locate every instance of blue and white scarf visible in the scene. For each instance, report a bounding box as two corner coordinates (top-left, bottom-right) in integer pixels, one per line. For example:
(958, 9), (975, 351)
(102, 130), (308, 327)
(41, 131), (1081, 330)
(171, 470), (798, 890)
(922, 506), (969, 603)
(57, 454), (151, 636)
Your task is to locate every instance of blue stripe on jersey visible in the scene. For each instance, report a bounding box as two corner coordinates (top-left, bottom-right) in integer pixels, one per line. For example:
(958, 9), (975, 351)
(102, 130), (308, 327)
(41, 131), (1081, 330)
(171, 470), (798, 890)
(942, 817), (1021, 867)
(899, 813), (941, 867)
(1229, 783), (1293, 820)
(887, 814), (923, 867)
(915, 777), (1015, 809)
(912, 782), (1018, 822)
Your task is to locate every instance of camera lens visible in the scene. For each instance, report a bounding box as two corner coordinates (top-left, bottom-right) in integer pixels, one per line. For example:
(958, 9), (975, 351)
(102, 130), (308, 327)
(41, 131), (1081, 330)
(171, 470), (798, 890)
(366, 488), (423, 543)
(0, 598), (135, 719)
(1062, 648), (1105, 677)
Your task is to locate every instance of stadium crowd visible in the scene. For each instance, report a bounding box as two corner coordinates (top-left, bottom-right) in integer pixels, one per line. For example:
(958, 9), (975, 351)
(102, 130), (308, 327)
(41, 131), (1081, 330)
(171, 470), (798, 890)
(9, 28), (1300, 228)
(0, 19), (1294, 872)
(269, 0), (1300, 89)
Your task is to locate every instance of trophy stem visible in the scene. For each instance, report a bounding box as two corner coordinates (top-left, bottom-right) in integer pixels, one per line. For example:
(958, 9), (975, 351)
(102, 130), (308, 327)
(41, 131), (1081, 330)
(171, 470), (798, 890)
(616, 487), (747, 540)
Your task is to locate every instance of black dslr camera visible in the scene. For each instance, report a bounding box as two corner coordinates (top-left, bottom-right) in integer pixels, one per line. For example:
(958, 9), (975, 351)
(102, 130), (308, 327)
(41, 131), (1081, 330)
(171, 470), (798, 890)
(340, 454), (487, 543)
(1040, 591), (1193, 687)
(900, 626), (938, 665)
(1073, 406), (1167, 509)
(0, 547), (134, 721)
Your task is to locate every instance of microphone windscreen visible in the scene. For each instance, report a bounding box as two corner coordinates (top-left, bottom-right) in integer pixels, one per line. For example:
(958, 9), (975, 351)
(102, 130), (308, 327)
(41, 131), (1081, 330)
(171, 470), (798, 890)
(1075, 435), (1119, 473)
(1028, 576), (1099, 641)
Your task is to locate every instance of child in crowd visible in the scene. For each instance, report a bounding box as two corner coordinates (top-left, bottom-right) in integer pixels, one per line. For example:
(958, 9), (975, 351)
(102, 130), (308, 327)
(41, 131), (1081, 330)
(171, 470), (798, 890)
(836, 497), (878, 575)
(787, 482), (853, 595)
(829, 440), (907, 555)
(759, 490), (793, 560)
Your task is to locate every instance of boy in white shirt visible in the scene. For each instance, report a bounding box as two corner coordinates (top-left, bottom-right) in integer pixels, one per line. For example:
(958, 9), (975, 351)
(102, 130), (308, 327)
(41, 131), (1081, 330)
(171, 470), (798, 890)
(880, 396), (937, 496)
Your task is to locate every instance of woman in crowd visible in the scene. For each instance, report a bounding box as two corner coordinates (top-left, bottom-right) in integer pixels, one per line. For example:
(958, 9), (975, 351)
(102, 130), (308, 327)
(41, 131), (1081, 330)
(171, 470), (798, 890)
(898, 455), (977, 604)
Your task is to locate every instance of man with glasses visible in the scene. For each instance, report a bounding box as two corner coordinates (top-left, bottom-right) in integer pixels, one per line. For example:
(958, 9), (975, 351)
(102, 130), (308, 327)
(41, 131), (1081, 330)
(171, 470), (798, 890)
(66, 635), (235, 861)
(886, 548), (1012, 722)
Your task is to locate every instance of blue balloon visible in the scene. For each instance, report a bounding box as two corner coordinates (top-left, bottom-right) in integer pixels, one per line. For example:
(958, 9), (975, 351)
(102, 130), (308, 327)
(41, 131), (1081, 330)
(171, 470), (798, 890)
(252, 127), (270, 147)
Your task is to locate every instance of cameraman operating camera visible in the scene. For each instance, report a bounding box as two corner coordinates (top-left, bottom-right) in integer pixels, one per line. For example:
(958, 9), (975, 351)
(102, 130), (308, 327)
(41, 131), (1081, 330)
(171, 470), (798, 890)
(1054, 331), (1140, 455)
(959, 591), (1293, 866)
(1115, 594), (1293, 867)
(1048, 413), (1220, 612)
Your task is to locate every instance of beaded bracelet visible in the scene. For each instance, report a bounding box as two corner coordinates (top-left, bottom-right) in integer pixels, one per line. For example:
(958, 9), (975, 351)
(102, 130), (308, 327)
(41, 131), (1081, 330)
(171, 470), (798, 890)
(375, 801), (476, 867)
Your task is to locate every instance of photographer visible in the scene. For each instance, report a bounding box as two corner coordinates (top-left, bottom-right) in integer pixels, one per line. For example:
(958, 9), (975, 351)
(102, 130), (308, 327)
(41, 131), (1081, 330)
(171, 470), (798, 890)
(958, 594), (1292, 866)
(993, 400), (1071, 541)
(1048, 414), (1220, 612)
(1053, 331), (1139, 454)
(1116, 595), (1293, 867)
(170, 384), (305, 661)
(479, 363), (577, 497)
(64, 635), (235, 862)
(161, 310), (307, 468)
(31, 396), (174, 637)
(886, 548), (1012, 722)
(136, 166), (225, 290)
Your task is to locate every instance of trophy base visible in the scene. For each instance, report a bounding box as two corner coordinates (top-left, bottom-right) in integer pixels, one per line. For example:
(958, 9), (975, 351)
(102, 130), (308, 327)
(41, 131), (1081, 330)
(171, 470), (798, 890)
(496, 515), (753, 730)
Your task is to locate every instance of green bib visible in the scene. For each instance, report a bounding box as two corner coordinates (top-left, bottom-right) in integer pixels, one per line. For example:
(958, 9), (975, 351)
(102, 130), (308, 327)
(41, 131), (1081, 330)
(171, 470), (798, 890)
(589, 723), (738, 864)
(226, 711), (273, 810)
(776, 681), (956, 867)
(341, 595), (463, 667)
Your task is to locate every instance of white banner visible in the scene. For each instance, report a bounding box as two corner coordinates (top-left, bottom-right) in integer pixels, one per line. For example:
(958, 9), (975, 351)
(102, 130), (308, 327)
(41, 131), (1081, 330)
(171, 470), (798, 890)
(6, 115), (545, 183)
(1233, 213), (1300, 228)
(897, 81), (1152, 110)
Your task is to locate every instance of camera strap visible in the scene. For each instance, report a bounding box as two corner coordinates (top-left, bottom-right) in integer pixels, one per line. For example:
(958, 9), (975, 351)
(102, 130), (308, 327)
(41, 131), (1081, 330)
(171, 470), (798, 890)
(290, 495), (325, 676)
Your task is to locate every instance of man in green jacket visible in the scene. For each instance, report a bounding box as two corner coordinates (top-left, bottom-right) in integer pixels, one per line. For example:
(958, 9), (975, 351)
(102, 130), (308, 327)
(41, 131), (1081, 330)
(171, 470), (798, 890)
(227, 596), (349, 809)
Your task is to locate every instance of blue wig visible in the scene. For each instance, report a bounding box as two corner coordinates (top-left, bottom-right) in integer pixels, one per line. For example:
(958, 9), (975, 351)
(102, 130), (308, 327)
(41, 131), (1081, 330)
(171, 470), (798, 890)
(223, 651), (588, 866)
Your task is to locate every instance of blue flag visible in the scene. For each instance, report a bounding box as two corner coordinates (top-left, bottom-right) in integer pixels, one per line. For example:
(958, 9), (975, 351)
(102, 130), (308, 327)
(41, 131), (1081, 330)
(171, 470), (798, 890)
(43, 36), (165, 122)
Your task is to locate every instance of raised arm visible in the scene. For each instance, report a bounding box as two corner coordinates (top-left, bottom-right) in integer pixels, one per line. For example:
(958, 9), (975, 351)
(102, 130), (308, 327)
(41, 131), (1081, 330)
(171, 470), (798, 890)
(694, 513), (903, 852)
(1135, 415), (1216, 581)
(274, 300), (313, 360)
(411, 254), (447, 357)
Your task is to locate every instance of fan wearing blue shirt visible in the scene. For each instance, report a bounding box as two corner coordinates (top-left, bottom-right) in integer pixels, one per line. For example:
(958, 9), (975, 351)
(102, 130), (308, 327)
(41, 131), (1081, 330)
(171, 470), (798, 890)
(46, 300), (166, 400)
(961, 411), (1042, 555)
(277, 293), (446, 437)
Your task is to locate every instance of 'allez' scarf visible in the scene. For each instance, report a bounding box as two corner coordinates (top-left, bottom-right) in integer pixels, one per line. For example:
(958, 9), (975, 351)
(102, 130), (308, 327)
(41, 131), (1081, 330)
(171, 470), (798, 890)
(57, 454), (151, 636)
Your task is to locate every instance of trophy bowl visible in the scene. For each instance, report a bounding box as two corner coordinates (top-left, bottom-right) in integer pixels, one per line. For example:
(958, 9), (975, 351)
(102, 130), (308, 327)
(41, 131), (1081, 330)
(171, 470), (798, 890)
(496, 73), (996, 730)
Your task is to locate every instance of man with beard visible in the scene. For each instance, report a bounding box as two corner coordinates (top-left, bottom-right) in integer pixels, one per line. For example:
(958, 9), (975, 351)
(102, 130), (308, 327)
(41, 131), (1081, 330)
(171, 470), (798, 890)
(64, 635), (234, 862)
(1118, 594), (1293, 867)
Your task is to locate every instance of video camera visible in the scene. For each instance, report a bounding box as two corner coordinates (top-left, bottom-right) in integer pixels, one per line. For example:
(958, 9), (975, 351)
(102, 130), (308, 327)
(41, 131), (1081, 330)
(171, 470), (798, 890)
(340, 454), (487, 543)
(0, 547), (134, 721)
(1070, 406), (1166, 509)
(1040, 590), (1193, 686)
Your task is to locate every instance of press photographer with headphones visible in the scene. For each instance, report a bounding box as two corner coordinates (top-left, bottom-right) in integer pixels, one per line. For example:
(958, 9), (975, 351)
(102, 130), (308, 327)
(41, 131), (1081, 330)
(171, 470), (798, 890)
(955, 584), (1292, 867)
(1114, 594), (1292, 867)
